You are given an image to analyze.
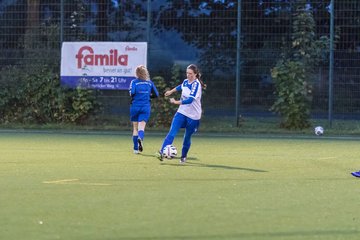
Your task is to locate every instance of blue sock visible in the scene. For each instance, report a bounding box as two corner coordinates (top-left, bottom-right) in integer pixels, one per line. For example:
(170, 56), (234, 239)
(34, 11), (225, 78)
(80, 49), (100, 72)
(181, 135), (191, 158)
(181, 127), (196, 158)
(181, 146), (190, 158)
(133, 136), (138, 150)
(138, 130), (144, 140)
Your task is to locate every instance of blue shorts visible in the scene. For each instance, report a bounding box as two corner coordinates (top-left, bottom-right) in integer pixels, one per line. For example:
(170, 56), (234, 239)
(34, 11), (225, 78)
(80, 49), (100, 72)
(130, 105), (151, 122)
(173, 112), (200, 132)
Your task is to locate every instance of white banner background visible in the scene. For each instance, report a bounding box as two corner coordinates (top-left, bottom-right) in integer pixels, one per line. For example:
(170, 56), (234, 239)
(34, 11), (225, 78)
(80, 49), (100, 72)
(61, 42), (147, 90)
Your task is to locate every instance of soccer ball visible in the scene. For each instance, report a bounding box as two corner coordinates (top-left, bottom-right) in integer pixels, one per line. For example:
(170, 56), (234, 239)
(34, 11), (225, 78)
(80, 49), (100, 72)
(314, 126), (324, 136)
(162, 145), (177, 159)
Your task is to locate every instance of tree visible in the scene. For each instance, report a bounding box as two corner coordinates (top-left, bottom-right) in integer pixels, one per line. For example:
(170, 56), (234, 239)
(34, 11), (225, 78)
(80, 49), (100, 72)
(95, 1), (109, 41)
(270, 0), (330, 129)
(25, 0), (40, 50)
(154, 1), (238, 73)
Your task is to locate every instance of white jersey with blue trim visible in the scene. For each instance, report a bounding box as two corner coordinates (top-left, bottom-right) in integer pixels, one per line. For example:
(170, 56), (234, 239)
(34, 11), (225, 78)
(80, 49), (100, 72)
(177, 79), (202, 120)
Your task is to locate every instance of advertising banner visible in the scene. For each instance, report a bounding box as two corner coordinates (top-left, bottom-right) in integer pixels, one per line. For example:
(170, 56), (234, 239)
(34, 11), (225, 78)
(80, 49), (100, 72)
(60, 42), (147, 90)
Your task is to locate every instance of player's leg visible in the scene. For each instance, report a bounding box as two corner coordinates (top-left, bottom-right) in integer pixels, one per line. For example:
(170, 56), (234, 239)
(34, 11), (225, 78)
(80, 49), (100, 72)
(130, 106), (140, 154)
(157, 113), (185, 161)
(137, 121), (146, 152)
(351, 171), (360, 178)
(180, 118), (200, 163)
(180, 130), (191, 163)
(132, 122), (139, 154)
(137, 107), (150, 152)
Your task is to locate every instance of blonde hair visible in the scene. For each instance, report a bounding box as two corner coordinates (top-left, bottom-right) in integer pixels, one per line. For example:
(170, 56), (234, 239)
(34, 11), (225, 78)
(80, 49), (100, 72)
(135, 65), (150, 80)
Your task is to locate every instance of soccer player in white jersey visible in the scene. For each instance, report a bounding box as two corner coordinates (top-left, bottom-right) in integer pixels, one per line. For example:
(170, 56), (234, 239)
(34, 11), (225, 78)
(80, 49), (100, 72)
(157, 64), (206, 163)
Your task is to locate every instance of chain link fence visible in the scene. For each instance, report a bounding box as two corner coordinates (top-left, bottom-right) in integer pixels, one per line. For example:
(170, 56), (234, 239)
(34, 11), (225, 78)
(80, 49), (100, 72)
(0, 0), (359, 127)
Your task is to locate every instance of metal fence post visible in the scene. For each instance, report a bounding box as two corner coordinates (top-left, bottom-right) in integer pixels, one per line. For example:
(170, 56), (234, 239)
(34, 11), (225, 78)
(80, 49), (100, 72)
(328, 0), (334, 127)
(236, 0), (242, 127)
(60, 0), (64, 46)
(147, 0), (152, 66)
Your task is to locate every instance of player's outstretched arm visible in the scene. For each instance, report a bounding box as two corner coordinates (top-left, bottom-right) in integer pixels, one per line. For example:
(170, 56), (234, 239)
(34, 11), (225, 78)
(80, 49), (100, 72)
(164, 88), (177, 97)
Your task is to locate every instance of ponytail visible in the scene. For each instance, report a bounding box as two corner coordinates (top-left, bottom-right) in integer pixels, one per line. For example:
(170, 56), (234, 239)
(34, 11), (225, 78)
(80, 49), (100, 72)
(198, 74), (207, 90)
(187, 64), (207, 90)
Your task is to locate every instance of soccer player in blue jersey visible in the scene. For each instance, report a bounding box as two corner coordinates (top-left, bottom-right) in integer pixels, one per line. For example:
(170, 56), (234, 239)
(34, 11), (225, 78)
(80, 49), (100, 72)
(351, 171), (360, 178)
(129, 65), (159, 154)
(156, 64), (206, 163)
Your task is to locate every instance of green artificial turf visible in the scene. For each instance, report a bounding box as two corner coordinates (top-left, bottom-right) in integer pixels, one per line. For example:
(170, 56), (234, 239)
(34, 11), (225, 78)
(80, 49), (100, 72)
(0, 131), (359, 240)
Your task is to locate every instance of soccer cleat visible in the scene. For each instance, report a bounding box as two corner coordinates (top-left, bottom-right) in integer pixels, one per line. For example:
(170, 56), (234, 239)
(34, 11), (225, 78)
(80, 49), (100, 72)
(180, 157), (187, 164)
(133, 150), (139, 154)
(351, 171), (360, 178)
(137, 138), (143, 152)
(156, 151), (164, 161)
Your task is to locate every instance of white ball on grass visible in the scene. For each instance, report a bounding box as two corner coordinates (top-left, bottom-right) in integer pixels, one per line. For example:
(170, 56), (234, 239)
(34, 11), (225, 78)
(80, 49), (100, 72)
(314, 126), (324, 136)
(162, 145), (177, 159)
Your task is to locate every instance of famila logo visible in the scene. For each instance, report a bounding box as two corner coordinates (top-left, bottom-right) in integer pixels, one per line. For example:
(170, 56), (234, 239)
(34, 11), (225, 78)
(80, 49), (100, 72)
(76, 46), (128, 69)
(125, 46), (137, 51)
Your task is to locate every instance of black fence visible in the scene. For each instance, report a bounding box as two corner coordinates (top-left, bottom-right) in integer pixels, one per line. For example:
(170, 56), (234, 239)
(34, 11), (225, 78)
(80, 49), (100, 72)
(1, 0), (360, 126)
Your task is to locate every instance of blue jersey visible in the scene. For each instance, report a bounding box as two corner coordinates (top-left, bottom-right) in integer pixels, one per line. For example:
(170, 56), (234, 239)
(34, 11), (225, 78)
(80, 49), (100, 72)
(129, 79), (159, 107)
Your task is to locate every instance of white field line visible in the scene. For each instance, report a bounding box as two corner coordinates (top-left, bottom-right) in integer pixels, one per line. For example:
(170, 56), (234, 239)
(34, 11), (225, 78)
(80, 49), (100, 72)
(317, 157), (338, 160)
(43, 179), (79, 184)
(43, 179), (111, 186)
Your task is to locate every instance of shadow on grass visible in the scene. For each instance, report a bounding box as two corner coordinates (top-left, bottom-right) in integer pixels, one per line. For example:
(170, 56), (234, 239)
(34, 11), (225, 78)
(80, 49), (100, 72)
(139, 153), (197, 160)
(140, 153), (198, 161)
(187, 162), (267, 172)
(159, 160), (266, 172)
(139, 153), (266, 173)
